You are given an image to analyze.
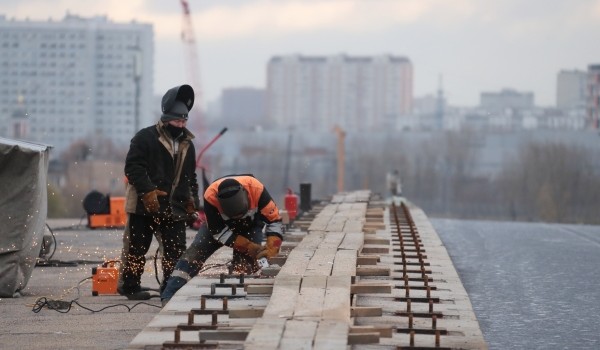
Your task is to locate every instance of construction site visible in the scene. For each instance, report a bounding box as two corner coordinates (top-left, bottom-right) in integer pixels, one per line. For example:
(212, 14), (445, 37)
(1, 188), (488, 350)
(129, 192), (487, 349)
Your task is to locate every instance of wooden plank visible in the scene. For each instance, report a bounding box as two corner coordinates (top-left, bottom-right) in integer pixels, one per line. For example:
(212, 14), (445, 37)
(244, 318), (285, 350)
(350, 283), (392, 294)
(277, 249), (312, 276)
(347, 332), (380, 345)
(305, 246), (336, 276)
(338, 232), (363, 251)
(283, 234), (305, 242)
(245, 285), (273, 295)
(343, 219), (364, 232)
(364, 237), (390, 245)
(361, 245), (389, 254)
(198, 329), (249, 341)
(331, 249), (356, 276)
(263, 275), (301, 318)
(228, 307), (265, 318)
(357, 255), (379, 265)
(313, 320), (348, 349)
(350, 326), (393, 338)
(356, 266), (390, 276)
(269, 256), (287, 266)
(308, 219), (329, 231)
(295, 231), (326, 250)
(322, 276), (351, 322)
(325, 217), (346, 232)
(279, 319), (318, 350)
(294, 275), (327, 318)
(350, 306), (382, 317)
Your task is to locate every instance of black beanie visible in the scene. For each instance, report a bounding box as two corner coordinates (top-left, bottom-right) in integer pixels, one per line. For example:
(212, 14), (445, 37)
(217, 178), (248, 218)
(161, 101), (189, 122)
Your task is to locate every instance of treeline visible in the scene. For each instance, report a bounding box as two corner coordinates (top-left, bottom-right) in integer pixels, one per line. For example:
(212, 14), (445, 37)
(47, 130), (600, 225)
(346, 131), (600, 224)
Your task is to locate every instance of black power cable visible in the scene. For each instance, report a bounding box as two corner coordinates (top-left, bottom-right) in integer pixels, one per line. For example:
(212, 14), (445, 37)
(31, 277), (161, 314)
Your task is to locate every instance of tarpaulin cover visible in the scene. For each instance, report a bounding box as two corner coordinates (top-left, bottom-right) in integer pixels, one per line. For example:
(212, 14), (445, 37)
(0, 137), (50, 297)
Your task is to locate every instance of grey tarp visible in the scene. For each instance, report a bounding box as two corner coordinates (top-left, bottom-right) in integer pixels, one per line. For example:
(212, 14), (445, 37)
(0, 137), (50, 297)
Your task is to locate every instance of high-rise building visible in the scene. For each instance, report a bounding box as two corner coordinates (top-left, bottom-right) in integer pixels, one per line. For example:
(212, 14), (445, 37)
(557, 69), (587, 110)
(0, 14), (153, 156)
(587, 64), (600, 129)
(267, 54), (413, 131)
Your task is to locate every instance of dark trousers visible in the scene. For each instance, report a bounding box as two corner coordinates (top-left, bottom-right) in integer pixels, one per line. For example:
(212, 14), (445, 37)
(120, 213), (186, 292)
(181, 222), (264, 276)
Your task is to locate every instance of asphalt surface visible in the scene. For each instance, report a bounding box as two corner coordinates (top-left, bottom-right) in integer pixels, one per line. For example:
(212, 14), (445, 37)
(0, 218), (202, 350)
(431, 218), (600, 350)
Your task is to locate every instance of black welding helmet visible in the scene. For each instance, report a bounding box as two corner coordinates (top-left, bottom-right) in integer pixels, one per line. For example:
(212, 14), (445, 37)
(217, 178), (249, 219)
(161, 84), (194, 121)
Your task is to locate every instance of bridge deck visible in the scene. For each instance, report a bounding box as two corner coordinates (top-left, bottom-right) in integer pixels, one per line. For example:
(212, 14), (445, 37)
(127, 191), (486, 349)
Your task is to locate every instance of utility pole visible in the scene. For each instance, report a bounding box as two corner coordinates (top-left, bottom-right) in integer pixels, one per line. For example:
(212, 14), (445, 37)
(332, 125), (345, 192)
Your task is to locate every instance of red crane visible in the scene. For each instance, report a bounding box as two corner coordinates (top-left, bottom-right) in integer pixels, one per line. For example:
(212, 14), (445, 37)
(180, 0), (203, 137)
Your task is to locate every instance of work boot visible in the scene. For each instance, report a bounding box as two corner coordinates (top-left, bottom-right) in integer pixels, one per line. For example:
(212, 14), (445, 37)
(118, 285), (152, 300)
(160, 276), (187, 301)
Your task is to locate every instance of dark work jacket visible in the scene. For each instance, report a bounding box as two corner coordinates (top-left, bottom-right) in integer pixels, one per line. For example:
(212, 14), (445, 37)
(124, 120), (199, 220)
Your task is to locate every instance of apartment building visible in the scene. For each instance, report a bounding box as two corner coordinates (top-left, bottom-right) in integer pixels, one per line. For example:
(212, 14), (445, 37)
(587, 64), (600, 129)
(557, 69), (587, 110)
(0, 14), (153, 156)
(267, 54), (413, 131)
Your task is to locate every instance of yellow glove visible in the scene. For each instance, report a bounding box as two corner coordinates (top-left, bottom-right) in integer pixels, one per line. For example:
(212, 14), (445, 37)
(233, 236), (264, 258)
(256, 236), (282, 260)
(141, 189), (168, 213)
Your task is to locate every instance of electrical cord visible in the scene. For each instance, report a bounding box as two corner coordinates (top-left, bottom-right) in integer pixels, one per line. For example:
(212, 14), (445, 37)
(32, 297), (161, 313)
(37, 221), (118, 267)
(31, 276), (161, 314)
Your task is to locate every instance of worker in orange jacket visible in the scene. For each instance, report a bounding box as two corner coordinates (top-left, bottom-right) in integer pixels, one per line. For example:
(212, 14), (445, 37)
(160, 175), (283, 304)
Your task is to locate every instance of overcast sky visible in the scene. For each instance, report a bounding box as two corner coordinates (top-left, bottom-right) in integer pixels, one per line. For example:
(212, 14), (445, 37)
(3, 0), (600, 107)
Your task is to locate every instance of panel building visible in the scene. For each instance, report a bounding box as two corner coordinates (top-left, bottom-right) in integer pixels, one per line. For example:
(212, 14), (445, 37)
(556, 69), (587, 110)
(480, 88), (534, 114)
(0, 14), (153, 156)
(587, 64), (600, 129)
(267, 54), (413, 131)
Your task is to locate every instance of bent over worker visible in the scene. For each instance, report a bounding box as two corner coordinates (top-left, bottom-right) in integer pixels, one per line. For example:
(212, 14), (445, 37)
(160, 175), (283, 304)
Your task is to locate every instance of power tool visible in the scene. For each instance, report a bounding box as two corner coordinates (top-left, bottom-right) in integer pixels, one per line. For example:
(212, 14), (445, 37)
(91, 261), (120, 296)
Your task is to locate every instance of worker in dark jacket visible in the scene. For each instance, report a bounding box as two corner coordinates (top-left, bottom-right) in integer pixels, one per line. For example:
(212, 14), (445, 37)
(160, 175), (283, 304)
(118, 84), (200, 300)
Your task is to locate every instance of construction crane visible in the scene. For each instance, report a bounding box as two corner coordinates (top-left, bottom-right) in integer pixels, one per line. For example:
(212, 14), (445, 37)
(179, 0), (203, 136)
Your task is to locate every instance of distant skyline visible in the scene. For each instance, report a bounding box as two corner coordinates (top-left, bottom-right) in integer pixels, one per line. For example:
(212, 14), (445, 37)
(2, 0), (600, 108)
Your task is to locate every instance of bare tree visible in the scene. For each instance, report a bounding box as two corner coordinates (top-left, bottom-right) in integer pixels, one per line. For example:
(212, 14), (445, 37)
(496, 142), (600, 223)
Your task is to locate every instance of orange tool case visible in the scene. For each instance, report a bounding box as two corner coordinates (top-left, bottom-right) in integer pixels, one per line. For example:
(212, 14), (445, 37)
(91, 261), (119, 296)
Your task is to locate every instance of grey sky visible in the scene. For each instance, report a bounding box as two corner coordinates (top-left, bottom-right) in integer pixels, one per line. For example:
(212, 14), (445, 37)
(2, 0), (600, 107)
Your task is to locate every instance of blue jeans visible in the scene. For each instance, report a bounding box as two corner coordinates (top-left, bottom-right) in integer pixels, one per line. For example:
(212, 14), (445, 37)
(160, 222), (264, 301)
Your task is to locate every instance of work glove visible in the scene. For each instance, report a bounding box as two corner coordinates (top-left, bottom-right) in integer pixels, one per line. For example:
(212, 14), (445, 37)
(185, 199), (196, 214)
(185, 199), (199, 227)
(233, 235), (264, 258)
(141, 189), (168, 213)
(256, 236), (282, 260)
